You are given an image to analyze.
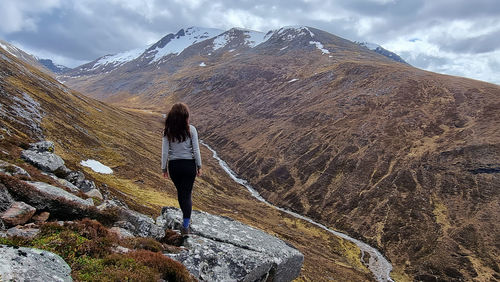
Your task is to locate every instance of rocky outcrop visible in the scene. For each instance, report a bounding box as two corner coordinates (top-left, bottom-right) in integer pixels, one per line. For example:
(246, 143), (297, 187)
(1, 201), (36, 226)
(0, 160), (31, 179)
(24, 181), (93, 208)
(115, 208), (165, 240)
(0, 245), (72, 281)
(157, 207), (304, 282)
(20, 143), (67, 173)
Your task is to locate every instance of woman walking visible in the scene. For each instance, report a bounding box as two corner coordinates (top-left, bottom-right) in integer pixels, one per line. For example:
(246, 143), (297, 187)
(162, 103), (202, 236)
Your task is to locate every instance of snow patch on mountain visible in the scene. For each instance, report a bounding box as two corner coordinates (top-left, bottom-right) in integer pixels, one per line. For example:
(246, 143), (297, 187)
(152, 27), (223, 62)
(243, 30), (268, 47)
(212, 33), (233, 50)
(279, 26), (315, 37)
(80, 159), (113, 174)
(0, 42), (19, 57)
(213, 28), (269, 50)
(199, 62), (206, 67)
(309, 41), (330, 54)
(94, 47), (146, 69)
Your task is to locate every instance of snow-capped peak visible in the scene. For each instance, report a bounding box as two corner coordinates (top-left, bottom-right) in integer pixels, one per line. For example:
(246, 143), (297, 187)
(212, 28), (269, 50)
(357, 41), (380, 51)
(150, 27), (223, 62)
(277, 26), (315, 37)
(262, 26), (315, 42)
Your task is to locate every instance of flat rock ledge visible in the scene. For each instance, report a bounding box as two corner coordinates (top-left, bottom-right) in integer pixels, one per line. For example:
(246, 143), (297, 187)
(157, 207), (304, 282)
(0, 245), (72, 282)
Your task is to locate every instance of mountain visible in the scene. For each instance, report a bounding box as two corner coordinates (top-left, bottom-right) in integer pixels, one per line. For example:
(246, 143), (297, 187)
(356, 41), (407, 64)
(0, 40), (375, 281)
(37, 58), (70, 74)
(62, 25), (500, 281)
(0, 40), (51, 73)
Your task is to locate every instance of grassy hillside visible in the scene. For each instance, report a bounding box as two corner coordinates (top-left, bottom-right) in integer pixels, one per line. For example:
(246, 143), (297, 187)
(1, 43), (377, 281)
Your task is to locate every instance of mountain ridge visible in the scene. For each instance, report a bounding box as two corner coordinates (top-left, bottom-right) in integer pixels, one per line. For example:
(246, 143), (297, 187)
(59, 25), (405, 80)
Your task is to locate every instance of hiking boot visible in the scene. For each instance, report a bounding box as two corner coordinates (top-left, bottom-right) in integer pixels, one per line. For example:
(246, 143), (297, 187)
(180, 226), (190, 237)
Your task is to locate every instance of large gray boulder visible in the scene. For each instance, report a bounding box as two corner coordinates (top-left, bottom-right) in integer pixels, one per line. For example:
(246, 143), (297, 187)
(157, 207), (304, 282)
(20, 150), (65, 173)
(96, 200), (164, 239)
(4, 180), (98, 221)
(0, 245), (72, 281)
(113, 208), (165, 240)
(24, 181), (93, 208)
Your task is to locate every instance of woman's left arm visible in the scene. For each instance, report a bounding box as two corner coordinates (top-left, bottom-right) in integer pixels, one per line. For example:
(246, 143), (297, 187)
(191, 125), (202, 172)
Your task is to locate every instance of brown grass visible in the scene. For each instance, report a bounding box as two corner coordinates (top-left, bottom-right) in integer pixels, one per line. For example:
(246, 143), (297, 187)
(125, 250), (196, 282)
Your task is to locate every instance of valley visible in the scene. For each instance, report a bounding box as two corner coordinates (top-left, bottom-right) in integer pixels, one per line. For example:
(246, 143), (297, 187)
(0, 42), (376, 281)
(3, 25), (500, 281)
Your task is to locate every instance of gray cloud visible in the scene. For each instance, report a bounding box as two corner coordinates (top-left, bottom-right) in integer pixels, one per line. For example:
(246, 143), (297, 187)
(433, 29), (500, 54)
(0, 0), (498, 84)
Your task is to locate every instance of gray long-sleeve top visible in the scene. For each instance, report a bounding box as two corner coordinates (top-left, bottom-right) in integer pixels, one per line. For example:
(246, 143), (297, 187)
(161, 124), (202, 172)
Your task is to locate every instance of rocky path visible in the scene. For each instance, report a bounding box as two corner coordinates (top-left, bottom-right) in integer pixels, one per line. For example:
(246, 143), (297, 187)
(201, 141), (394, 282)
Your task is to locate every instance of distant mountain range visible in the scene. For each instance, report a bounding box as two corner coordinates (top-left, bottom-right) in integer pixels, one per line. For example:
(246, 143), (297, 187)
(60, 26), (406, 79)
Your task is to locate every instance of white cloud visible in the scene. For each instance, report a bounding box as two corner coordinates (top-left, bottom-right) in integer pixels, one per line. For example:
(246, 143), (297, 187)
(0, 0), (61, 33)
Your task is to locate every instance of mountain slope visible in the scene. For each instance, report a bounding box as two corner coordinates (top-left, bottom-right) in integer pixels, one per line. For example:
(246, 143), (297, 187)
(1, 39), (376, 281)
(0, 39), (52, 74)
(62, 25), (500, 281)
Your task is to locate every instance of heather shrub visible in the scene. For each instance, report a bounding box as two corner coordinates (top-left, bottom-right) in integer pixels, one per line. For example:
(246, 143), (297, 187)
(126, 250), (195, 282)
(123, 237), (164, 252)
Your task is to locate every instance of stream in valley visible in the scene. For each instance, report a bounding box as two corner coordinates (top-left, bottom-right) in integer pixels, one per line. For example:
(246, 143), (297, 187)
(201, 141), (394, 282)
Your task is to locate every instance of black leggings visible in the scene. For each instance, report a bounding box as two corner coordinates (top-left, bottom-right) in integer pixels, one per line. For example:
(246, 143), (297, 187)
(168, 159), (196, 219)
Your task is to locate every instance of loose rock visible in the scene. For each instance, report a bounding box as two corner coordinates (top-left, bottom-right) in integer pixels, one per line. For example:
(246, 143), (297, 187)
(28, 141), (55, 152)
(0, 245), (72, 281)
(0, 160), (31, 179)
(84, 188), (103, 200)
(1, 201), (36, 226)
(6, 226), (40, 239)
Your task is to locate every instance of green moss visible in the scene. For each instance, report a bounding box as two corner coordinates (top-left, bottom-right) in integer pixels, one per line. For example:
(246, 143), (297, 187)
(1, 220), (193, 281)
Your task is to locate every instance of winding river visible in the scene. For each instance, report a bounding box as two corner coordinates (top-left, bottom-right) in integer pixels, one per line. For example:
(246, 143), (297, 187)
(201, 141), (394, 282)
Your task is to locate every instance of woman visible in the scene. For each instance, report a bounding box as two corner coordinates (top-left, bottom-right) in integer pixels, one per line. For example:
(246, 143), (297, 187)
(161, 103), (202, 236)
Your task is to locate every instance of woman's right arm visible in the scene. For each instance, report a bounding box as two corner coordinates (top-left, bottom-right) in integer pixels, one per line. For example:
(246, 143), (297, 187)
(161, 136), (169, 177)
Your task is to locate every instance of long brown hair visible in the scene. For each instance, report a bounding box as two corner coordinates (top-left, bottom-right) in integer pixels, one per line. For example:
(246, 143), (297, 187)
(164, 103), (191, 142)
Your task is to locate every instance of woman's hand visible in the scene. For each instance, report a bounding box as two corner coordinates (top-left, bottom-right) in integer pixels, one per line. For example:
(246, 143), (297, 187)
(197, 168), (202, 177)
(163, 171), (169, 179)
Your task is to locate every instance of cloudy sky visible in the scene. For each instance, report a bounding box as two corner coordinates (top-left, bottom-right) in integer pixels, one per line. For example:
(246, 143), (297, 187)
(1, 0), (499, 84)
